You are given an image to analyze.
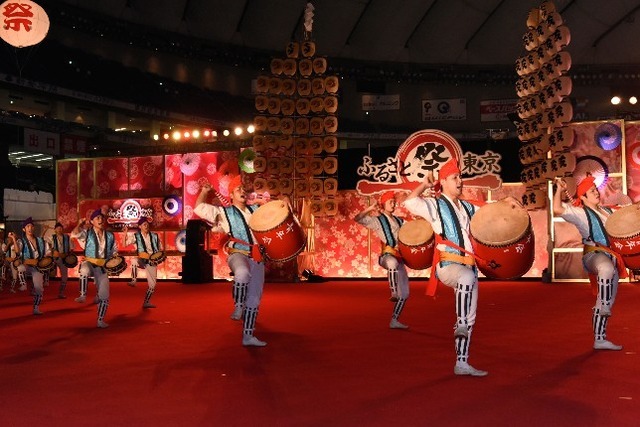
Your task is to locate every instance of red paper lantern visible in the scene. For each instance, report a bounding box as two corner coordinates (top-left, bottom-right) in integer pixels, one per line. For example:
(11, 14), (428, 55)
(0, 1), (49, 48)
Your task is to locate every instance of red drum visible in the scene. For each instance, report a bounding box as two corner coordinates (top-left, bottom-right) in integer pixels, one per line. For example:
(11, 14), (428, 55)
(104, 255), (127, 276)
(605, 205), (640, 269)
(249, 200), (306, 262)
(397, 219), (435, 270)
(36, 256), (56, 273)
(470, 199), (535, 279)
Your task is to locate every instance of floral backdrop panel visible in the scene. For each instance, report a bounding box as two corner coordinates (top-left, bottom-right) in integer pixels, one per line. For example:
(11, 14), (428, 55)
(165, 154), (184, 195)
(95, 158), (129, 199)
(181, 151), (238, 222)
(56, 160), (79, 231)
(624, 121), (640, 202)
(78, 159), (94, 200)
(314, 191), (373, 278)
(129, 156), (164, 197)
(163, 230), (186, 280)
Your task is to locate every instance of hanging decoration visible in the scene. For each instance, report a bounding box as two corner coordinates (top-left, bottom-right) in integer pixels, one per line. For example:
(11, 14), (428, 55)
(594, 122), (623, 151)
(175, 230), (187, 253)
(179, 153), (200, 176)
(515, 0), (574, 210)
(574, 155), (609, 190)
(162, 195), (182, 217)
(238, 148), (256, 173)
(250, 1), (338, 217)
(0, 0), (49, 47)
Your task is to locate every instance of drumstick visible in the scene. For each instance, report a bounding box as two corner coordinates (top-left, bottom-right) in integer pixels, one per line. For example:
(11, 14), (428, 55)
(215, 190), (231, 207)
(556, 178), (576, 205)
(563, 189), (576, 205)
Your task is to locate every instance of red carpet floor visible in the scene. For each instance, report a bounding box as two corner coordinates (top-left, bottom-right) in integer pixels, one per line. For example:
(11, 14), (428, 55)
(1, 277), (640, 427)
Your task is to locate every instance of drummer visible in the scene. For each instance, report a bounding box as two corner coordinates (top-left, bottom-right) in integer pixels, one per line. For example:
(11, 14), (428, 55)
(194, 175), (269, 347)
(404, 158), (496, 377)
(3, 237), (23, 293)
(553, 176), (631, 351)
(123, 217), (163, 309)
(13, 217), (52, 315)
(0, 238), (6, 291)
(71, 209), (117, 328)
(43, 222), (76, 299)
(354, 191), (411, 329)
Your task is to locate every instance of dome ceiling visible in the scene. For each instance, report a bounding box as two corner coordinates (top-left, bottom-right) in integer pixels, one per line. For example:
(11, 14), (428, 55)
(48, 0), (640, 67)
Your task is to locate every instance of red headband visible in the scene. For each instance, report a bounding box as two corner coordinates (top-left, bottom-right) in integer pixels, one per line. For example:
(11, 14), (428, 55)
(439, 158), (460, 180)
(379, 191), (395, 205)
(574, 175), (596, 205)
(229, 175), (243, 192)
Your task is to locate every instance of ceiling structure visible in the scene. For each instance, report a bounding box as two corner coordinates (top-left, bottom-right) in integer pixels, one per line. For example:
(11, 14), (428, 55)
(9, 0), (640, 170)
(50, 0), (640, 69)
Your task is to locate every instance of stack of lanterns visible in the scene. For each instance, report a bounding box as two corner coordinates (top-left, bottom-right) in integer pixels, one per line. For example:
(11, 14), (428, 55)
(251, 3), (339, 217)
(514, 1), (575, 210)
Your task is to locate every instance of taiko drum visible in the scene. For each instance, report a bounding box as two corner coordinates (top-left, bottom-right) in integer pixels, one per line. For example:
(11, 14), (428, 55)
(469, 199), (535, 279)
(397, 219), (435, 270)
(249, 200), (306, 262)
(605, 204), (640, 270)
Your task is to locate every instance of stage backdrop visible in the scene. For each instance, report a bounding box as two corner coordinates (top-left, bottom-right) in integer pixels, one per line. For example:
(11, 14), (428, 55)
(55, 120), (640, 280)
(56, 152), (546, 280)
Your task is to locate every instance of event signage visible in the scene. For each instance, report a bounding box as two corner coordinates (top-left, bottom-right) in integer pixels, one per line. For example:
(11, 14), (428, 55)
(421, 98), (466, 121)
(24, 127), (59, 155)
(356, 129), (502, 196)
(480, 99), (518, 122)
(61, 134), (87, 155)
(106, 199), (154, 229)
(362, 94), (400, 111)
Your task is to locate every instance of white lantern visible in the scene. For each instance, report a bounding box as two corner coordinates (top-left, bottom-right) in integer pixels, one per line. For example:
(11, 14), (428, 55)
(0, 1), (49, 48)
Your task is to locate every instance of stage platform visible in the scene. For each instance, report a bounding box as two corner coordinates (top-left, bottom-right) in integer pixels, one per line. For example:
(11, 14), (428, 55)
(1, 278), (639, 426)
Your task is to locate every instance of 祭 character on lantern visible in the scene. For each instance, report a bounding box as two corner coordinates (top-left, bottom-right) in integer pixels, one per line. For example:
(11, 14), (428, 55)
(404, 158), (521, 377)
(13, 217), (52, 315)
(71, 209), (119, 328)
(553, 176), (640, 351)
(124, 217), (165, 309)
(354, 190), (412, 329)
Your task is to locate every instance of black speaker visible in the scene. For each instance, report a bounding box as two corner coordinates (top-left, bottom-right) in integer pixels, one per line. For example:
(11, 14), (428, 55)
(185, 219), (209, 255)
(182, 219), (214, 283)
(182, 252), (213, 283)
